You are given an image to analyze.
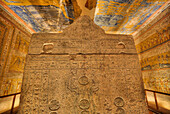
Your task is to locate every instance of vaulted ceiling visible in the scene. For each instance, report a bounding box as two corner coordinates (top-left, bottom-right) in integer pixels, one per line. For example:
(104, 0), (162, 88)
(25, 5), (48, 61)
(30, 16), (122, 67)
(0, 0), (169, 34)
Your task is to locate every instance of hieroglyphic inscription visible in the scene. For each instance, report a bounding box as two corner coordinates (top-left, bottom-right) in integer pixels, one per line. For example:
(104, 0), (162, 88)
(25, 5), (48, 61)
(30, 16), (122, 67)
(115, 107), (125, 114)
(114, 97), (124, 107)
(29, 38), (136, 54)
(19, 54), (148, 113)
(78, 76), (89, 85)
(79, 99), (90, 110)
(19, 16), (148, 114)
(49, 100), (60, 111)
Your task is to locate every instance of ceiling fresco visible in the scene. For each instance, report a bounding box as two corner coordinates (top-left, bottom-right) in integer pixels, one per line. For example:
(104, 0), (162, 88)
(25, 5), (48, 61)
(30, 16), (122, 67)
(0, 0), (169, 34)
(1, 0), (77, 32)
(94, 0), (168, 34)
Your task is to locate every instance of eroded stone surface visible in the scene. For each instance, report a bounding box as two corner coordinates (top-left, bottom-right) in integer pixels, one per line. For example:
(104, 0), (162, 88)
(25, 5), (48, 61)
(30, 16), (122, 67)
(18, 15), (148, 114)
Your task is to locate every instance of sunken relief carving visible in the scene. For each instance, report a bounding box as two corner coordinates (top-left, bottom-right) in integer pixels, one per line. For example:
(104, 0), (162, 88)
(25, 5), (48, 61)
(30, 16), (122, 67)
(18, 16), (148, 114)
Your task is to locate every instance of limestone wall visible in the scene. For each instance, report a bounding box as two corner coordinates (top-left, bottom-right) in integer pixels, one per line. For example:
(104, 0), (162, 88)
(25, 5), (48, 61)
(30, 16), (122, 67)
(18, 15), (148, 114)
(0, 7), (32, 96)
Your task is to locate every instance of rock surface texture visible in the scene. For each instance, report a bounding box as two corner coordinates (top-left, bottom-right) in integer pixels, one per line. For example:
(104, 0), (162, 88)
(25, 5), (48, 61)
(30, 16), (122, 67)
(18, 15), (148, 114)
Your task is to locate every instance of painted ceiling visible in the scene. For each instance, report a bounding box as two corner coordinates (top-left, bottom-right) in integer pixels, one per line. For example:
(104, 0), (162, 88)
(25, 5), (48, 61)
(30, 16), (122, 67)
(0, 0), (169, 34)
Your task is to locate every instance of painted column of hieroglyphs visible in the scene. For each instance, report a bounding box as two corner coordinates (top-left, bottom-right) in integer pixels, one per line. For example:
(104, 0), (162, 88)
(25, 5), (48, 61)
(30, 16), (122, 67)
(0, 7), (31, 96)
(134, 6), (169, 94)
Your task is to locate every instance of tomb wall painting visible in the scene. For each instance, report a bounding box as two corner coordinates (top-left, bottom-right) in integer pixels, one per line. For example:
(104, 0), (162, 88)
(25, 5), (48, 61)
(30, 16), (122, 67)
(1, 0), (169, 34)
(134, 6), (170, 94)
(1, 0), (98, 32)
(0, 7), (31, 96)
(94, 0), (169, 34)
(1, 0), (76, 32)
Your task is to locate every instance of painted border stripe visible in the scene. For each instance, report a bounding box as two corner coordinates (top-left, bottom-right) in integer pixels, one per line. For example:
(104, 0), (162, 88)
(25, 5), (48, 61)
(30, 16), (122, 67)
(0, 0), (35, 33)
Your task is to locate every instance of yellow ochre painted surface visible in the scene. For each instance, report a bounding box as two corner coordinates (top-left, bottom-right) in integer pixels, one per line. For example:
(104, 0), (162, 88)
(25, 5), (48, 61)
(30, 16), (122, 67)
(0, 8), (31, 96)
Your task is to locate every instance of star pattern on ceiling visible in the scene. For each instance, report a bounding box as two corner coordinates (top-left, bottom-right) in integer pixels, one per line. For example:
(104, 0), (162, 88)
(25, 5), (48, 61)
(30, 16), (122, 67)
(0, 0), (169, 34)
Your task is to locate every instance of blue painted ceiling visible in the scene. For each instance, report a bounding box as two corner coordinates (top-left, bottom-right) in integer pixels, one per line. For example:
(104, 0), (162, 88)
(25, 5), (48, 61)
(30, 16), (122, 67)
(1, 0), (168, 34)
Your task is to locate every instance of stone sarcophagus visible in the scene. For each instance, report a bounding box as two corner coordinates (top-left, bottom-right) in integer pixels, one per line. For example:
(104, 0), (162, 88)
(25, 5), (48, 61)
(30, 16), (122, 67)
(18, 16), (148, 114)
